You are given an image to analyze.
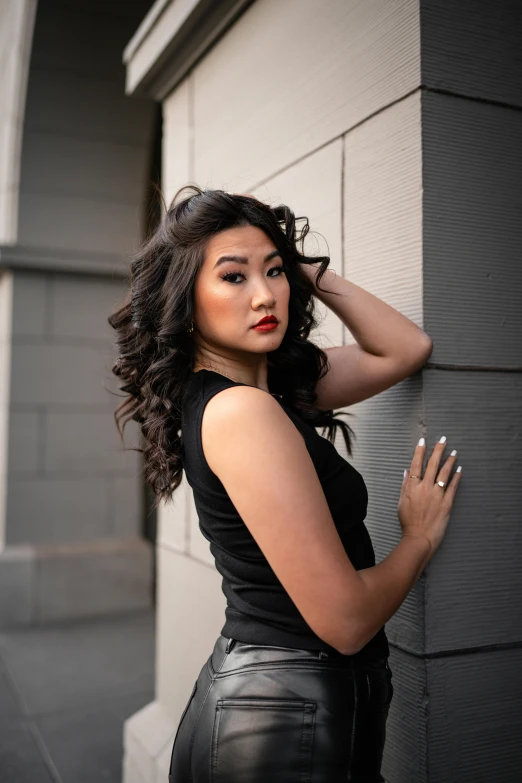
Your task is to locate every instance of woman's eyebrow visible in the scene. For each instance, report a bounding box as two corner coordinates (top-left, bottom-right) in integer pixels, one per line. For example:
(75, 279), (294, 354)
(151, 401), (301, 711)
(213, 250), (281, 268)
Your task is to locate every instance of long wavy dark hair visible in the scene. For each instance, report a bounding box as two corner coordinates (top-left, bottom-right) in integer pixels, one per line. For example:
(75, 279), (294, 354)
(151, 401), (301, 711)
(108, 185), (355, 509)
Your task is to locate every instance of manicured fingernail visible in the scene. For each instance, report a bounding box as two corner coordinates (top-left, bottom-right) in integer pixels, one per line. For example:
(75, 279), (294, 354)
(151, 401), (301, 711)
(439, 435), (446, 443)
(418, 437), (425, 446)
(450, 449), (457, 456)
(404, 469), (408, 478)
(456, 465), (462, 472)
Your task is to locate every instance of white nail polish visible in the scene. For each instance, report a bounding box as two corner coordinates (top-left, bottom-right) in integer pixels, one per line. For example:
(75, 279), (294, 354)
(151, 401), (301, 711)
(439, 435), (446, 444)
(418, 437), (425, 447)
(456, 465), (462, 472)
(450, 449), (457, 456)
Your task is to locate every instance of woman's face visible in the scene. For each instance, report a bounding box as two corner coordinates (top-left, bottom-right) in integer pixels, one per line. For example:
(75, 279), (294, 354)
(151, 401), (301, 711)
(192, 224), (290, 361)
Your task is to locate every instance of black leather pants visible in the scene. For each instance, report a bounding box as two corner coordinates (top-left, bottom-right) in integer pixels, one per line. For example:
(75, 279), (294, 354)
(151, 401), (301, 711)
(168, 633), (393, 782)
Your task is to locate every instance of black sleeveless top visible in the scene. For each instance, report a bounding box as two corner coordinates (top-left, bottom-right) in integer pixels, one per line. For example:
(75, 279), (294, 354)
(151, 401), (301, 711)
(180, 369), (389, 662)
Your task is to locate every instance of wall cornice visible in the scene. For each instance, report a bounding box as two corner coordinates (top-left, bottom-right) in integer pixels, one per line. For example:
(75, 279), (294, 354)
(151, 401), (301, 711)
(0, 245), (130, 278)
(123, 0), (255, 99)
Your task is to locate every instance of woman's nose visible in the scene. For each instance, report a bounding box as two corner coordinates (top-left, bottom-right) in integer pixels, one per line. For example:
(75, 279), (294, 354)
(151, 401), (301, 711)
(252, 281), (276, 306)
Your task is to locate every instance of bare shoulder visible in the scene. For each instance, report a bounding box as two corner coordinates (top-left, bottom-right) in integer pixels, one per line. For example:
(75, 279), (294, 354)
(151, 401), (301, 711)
(202, 384), (294, 448)
(200, 383), (364, 656)
(201, 384), (303, 478)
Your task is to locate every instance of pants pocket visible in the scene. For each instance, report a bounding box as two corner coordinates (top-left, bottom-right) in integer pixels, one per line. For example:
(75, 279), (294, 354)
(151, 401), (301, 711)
(210, 697), (317, 783)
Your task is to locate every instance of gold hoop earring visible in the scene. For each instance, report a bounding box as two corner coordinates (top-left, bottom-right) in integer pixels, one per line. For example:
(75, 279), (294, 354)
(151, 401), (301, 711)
(187, 321), (194, 335)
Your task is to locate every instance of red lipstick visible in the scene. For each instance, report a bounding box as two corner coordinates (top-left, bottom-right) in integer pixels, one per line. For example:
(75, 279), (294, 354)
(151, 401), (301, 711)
(252, 315), (278, 331)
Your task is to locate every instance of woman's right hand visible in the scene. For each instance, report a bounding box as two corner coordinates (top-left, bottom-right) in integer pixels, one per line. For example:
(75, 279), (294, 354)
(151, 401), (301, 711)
(397, 436), (462, 556)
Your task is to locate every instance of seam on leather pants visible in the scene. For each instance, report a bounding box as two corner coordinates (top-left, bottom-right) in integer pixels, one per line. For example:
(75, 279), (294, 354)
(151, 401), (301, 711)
(214, 661), (355, 678)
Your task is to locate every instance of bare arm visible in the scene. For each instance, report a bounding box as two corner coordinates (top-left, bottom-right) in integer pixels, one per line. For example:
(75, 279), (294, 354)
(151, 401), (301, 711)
(201, 385), (432, 656)
(347, 536), (431, 654)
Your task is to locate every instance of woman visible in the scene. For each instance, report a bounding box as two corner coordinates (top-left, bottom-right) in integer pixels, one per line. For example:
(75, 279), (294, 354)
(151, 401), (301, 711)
(108, 186), (462, 782)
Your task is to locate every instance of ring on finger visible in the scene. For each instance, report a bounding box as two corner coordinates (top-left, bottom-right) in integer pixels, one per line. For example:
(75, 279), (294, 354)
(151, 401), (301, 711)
(436, 479), (447, 488)
(408, 474), (421, 479)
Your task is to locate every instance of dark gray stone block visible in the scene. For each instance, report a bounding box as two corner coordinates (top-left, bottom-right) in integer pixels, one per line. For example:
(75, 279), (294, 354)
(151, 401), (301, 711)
(423, 91), (522, 367)
(423, 368), (522, 652)
(427, 648), (522, 783)
(383, 646), (522, 783)
(381, 647), (427, 783)
(421, 0), (522, 108)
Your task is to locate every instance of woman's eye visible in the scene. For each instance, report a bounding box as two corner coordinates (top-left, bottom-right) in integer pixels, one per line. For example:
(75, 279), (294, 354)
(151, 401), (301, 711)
(220, 265), (284, 284)
(269, 265), (285, 276)
(220, 271), (245, 284)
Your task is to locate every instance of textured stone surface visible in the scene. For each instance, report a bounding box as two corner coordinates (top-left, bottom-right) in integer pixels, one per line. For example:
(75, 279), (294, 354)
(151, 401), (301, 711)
(192, 0), (420, 188)
(421, 0), (522, 108)
(343, 92), (423, 331)
(423, 91), (522, 367)
(162, 75), (191, 204)
(423, 369), (522, 652)
(250, 138), (344, 350)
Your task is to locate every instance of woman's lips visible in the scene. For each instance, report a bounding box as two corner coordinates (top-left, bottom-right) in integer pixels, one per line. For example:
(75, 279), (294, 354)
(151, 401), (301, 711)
(252, 321), (278, 331)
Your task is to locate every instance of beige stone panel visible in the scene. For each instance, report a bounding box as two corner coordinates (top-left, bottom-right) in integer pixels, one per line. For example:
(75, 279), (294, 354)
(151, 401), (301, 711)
(155, 545), (225, 714)
(156, 472), (190, 552)
(343, 90), (423, 347)
(193, 0), (420, 188)
(156, 736), (178, 783)
(123, 699), (176, 783)
(0, 188), (16, 241)
(162, 76), (192, 205)
(250, 139), (344, 351)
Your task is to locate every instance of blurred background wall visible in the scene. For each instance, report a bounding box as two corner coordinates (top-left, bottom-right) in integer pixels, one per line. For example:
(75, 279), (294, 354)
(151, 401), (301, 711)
(0, 0), (157, 631)
(1, 1), (520, 782)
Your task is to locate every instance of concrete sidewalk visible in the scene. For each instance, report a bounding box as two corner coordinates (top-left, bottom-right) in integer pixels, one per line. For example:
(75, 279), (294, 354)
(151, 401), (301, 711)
(0, 608), (155, 783)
